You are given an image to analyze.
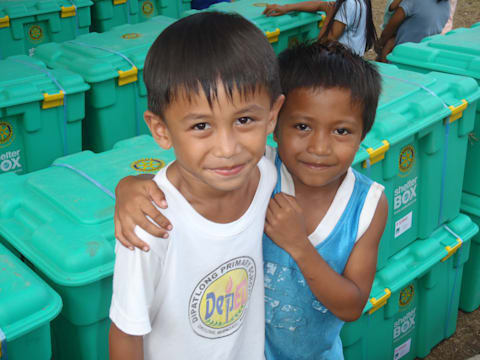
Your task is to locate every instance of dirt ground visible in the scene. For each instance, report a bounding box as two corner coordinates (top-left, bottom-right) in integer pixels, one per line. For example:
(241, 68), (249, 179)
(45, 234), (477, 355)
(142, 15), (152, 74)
(369, 1), (480, 359)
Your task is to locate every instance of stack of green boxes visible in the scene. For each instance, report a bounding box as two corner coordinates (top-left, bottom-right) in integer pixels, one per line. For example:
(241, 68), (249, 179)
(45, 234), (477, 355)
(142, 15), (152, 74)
(388, 22), (480, 314)
(0, 242), (62, 360)
(33, 15), (176, 153)
(184, 0), (326, 54)
(342, 61), (480, 359)
(0, 135), (175, 360)
(0, 55), (88, 175)
(0, 0), (92, 58)
(90, 0), (191, 32)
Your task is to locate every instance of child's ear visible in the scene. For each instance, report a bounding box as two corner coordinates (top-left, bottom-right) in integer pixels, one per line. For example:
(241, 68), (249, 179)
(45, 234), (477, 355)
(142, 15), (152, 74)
(144, 110), (172, 150)
(267, 94), (285, 134)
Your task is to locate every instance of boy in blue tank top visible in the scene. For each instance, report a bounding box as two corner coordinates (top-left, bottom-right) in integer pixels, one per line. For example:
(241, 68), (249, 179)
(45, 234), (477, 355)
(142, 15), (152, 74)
(114, 41), (387, 359)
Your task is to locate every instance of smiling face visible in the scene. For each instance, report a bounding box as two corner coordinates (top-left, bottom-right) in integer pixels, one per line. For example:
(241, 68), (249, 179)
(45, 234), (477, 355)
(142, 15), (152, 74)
(145, 84), (283, 195)
(275, 87), (364, 191)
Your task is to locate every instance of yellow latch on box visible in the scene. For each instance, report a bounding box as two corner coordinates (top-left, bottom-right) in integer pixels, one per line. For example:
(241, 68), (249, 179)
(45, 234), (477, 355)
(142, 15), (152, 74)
(61, 5), (76, 18)
(363, 140), (390, 168)
(318, 14), (326, 28)
(118, 66), (138, 86)
(441, 238), (462, 262)
(368, 288), (391, 314)
(266, 28), (280, 44)
(42, 91), (65, 109)
(113, 0), (128, 5)
(0, 15), (10, 28)
(448, 99), (468, 123)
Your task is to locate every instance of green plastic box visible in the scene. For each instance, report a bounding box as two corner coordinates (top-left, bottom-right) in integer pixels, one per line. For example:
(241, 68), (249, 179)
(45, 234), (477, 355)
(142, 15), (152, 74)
(0, 0), (92, 58)
(350, 62), (480, 270)
(90, 0), (187, 32)
(33, 16), (176, 153)
(387, 22), (480, 198)
(0, 135), (175, 360)
(0, 242), (62, 360)
(0, 55), (88, 175)
(183, 0), (326, 54)
(340, 214), (478, 360)
(90, 0), (138, 32)
(459, 192), (480, 312)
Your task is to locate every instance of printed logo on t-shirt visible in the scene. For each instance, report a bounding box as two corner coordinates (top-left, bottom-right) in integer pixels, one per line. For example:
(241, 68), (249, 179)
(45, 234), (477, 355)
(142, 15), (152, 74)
(189, 256), (256, 338)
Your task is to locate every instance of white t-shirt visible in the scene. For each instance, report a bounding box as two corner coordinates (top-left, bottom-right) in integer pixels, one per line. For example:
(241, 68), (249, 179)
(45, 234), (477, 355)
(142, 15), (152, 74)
(110, 157), (276, 360)
(265, 146), (384, 246)
(334, 0), (368, 56)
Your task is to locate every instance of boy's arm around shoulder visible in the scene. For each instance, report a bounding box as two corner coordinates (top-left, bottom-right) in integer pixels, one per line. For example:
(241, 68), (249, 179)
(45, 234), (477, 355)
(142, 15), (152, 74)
(285, 193), (388, 322)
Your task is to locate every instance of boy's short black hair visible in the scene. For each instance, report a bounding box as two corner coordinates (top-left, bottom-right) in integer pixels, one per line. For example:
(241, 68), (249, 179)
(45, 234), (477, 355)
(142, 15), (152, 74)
(278, 41), (381, 138)
(144, 12), (281, 118)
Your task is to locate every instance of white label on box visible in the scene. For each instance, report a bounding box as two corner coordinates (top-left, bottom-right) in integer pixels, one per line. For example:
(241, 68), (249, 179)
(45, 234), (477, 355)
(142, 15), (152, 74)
(394, 338), (411, 360)
(395, 211), (412, 238)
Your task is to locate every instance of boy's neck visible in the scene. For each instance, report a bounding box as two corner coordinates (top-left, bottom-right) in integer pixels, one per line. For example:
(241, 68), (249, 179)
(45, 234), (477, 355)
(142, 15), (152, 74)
(292, 171), (348, 235)
(166, 162), (261, 223)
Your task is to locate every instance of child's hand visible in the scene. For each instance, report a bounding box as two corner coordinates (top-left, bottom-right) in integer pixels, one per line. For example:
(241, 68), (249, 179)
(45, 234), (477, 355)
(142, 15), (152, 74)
(263, 4), (289, 16)
(264, 193), (310, 257)
(114, 175), (171, 252)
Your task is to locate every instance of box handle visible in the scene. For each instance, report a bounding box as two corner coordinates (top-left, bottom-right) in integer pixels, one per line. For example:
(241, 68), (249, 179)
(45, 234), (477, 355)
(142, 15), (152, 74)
(61, 5), (76, 18)
(42, 91), (65, 109)
(118, 66), (138, 86)
(441, 238), (462, 262)
(362, 140), (390, 168)
(266, 28), (280, 44)
(0, 15), (9, 28)
(368, 288), (391, 314)
(448, 99), (468, 123)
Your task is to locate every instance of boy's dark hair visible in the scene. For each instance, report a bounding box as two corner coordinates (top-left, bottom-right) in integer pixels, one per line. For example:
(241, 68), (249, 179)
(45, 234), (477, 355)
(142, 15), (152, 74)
(278, 41), (381, 138)
(144, 12), (281, 118)
(320, 0), (377, 53)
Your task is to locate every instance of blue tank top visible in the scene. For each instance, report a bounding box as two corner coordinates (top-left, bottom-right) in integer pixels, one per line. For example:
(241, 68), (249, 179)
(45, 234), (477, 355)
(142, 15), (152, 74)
(263, 153), (374, 360)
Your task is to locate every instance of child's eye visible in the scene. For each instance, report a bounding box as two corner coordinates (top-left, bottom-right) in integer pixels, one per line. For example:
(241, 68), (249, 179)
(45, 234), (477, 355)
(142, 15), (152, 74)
(236, 116), (254, 125)
(334, 128), (350, 135)
(295, 123), (310, 131)
(192, 122), (210, 131)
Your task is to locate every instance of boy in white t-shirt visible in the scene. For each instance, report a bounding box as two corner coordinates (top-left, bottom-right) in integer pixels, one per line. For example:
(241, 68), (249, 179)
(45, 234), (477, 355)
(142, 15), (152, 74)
(108, 12), (284, 360)
(113, 41), (388, 359)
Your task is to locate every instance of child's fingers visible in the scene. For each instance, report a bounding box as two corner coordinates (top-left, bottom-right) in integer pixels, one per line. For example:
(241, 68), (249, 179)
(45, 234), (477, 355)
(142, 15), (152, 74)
(114, 214), (135, 251)
(147, 181), (168, 209)
(123, 217), (152, 252)
(142, 201), (172, 234)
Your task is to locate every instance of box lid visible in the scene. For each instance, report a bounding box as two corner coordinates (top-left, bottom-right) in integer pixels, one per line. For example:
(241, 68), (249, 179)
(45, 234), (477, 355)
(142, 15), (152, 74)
(0, 135), (175, 287)
(0, 242), (62, 341)
(361, 62), (480, 154)
(0, 0), (92, 19)
(33, 16), (176, 84)
(364, 214), (478, 314)
(388, 23), (480, 81)
(184, 0), (324, 37)
(0, 55), (89, 109)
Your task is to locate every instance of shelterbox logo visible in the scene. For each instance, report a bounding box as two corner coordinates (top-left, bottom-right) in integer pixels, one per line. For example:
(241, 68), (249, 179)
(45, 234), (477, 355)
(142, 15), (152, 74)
(394, 177), (417, 214)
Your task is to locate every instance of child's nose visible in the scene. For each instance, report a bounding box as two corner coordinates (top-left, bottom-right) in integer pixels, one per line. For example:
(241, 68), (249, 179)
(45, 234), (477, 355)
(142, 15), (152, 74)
(213, 128), (238, 158)
(307, 131), (332, 156)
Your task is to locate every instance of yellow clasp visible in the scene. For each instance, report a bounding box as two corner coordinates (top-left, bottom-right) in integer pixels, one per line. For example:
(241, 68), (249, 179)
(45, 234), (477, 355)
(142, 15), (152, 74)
(61, 5), (76, 18)
(0, 15), (10, 28)
(441, 238), (462, 262)
(448, 99), (468, 123)
(363, 140), (390, 168)
(368, 288), (391, 314)
(118, 66), (138, 86)
(266, 28), (280, 44)
(113, 0), (128, 5)
(42, 91), (65, 109)
(318, 14), (326, 28)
